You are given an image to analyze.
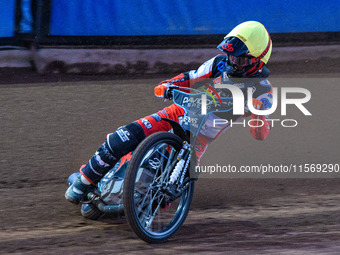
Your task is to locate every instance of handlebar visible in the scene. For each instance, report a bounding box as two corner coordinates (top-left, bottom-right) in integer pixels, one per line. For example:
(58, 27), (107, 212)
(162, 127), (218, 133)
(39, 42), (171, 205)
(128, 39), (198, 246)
(164, 85), (201, 100)
(164, 85), (180, 100)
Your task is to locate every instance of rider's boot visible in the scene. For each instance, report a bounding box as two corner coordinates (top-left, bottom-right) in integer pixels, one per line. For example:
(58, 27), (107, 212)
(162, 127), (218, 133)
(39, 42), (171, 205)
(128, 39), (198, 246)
(65, 168), (95, 204)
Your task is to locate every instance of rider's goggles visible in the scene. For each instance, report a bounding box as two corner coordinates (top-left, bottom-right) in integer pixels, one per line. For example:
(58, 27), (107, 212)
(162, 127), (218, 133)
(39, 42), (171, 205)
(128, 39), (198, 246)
(228, 54), (257, 68)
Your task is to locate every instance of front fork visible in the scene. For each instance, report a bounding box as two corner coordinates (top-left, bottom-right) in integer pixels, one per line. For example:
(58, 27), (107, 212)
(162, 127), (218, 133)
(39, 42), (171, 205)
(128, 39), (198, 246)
(164, 141), (194, 199)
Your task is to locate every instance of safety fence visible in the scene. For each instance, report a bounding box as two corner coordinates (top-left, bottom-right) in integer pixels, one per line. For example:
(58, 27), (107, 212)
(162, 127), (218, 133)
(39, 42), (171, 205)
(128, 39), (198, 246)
(1, 0), (339, 47)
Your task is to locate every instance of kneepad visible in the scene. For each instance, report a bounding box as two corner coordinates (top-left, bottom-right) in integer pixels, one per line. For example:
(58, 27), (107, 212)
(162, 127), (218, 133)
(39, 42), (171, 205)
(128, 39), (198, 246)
(105, 122), (146, 159)
(83, 122), (146, 184)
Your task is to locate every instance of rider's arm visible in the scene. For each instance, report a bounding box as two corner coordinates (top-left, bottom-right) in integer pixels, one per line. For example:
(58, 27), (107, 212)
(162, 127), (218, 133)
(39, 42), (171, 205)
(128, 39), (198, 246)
(154, 55), (226, 97)
(250, 111), (271, 141)
(248, 81), (273, 141)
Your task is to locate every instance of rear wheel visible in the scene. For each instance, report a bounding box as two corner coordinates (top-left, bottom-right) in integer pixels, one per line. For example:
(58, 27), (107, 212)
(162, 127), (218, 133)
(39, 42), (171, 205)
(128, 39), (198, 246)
(123, 132), (194, 243)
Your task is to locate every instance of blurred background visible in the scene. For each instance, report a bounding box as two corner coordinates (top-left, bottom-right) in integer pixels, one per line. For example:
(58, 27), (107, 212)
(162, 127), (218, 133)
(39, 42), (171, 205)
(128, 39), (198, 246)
(0, 0), (339, 77)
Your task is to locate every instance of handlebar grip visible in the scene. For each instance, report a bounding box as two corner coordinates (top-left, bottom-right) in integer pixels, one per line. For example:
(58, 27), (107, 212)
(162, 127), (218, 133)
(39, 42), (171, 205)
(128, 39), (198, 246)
(164, 88), (173, 100)
(164, 85), (179, 100)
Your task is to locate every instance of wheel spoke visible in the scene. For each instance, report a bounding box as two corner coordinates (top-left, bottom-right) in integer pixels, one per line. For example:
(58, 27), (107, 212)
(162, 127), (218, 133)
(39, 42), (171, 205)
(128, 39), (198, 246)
(146, 199), (164, 229)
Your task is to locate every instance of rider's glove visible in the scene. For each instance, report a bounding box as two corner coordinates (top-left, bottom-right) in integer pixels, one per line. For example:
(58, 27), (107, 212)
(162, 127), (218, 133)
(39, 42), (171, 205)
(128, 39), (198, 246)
(252, 98), (263, 110)
(244, 98), (263, 117)
(154, 83), (170, 98)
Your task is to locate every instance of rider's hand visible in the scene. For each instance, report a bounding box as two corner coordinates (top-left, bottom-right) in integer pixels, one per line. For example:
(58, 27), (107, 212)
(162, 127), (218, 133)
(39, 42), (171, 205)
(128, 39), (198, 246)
(251, 98), (263, 110)
(244, 98), (263, 117)
(154, 83), (170, 98)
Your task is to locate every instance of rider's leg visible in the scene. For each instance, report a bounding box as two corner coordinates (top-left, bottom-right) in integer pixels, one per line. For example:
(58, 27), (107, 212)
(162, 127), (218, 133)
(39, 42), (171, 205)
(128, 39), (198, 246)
(194, 133), (211, 164)
(135, 104), (184, 137)
(65, 104), (185, 204)
(65, 122), (146, 204)
(194, 114), (231, 164)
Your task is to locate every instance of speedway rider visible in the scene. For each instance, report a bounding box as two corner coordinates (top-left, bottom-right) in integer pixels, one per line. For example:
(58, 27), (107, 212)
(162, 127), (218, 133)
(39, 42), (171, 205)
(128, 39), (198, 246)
(65, 21), (273, 205)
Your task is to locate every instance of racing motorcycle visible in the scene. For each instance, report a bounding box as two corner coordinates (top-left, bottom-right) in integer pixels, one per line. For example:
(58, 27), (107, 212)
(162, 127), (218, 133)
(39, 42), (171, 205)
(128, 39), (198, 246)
(67, 85), (235, 243)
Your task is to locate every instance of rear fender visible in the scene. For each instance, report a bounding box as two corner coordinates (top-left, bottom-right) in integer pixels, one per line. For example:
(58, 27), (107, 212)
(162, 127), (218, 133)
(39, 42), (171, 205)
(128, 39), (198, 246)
(161, 118), (191, 142)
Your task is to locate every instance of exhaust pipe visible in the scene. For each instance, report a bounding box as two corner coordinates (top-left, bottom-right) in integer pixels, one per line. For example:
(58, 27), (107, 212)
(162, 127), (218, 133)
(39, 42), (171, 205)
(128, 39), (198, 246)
(87, 192), (124, 215)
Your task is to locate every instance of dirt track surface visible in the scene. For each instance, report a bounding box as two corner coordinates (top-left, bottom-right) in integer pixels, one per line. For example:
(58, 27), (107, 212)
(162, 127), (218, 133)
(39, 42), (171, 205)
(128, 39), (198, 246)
(0, 69), (340, 254)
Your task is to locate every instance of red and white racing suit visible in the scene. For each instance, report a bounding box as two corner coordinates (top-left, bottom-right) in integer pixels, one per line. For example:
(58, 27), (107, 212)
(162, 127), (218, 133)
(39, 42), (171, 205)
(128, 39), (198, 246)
(80, 55), (273, 184)
(136, 54), (272, 160)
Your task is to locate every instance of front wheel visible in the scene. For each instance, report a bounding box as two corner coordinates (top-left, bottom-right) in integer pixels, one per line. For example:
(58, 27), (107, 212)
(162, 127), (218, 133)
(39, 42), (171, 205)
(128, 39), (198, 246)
(123, 132), (194, 243)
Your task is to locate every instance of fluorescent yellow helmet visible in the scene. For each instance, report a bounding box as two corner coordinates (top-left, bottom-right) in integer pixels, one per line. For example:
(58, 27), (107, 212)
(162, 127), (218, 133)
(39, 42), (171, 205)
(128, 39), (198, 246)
(218, 21), (272, 64)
